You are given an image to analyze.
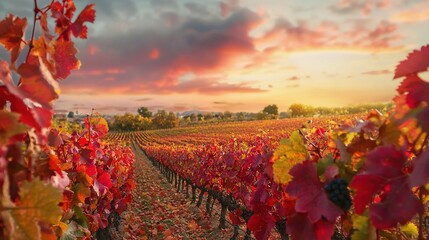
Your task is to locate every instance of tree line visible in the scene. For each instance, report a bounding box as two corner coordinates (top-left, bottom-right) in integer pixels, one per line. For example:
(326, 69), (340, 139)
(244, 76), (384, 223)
(108, 103), (392, 131)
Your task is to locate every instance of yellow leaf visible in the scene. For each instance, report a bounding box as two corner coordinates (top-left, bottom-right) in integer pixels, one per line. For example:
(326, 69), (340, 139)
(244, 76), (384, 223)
(400, 222), (418, 239)
(273, 130), (308, 185)
(10, 178), (62, 240)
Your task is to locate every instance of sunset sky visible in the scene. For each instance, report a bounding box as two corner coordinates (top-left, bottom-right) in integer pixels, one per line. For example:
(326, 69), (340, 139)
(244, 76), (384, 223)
(1, 0), (429, 114)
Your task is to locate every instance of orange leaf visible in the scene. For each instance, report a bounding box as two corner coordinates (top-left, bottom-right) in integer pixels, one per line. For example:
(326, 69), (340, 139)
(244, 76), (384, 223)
(17, 58), (60, 107)
(0, 14), (27, 65)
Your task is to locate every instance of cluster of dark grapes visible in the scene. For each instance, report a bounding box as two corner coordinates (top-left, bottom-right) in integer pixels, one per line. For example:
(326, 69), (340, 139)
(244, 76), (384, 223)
(324, 178), (352, 211)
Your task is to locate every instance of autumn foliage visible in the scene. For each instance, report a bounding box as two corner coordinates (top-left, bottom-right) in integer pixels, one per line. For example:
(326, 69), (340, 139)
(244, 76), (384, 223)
(1, 1), (135, 239)
(128, 44), (429, 239)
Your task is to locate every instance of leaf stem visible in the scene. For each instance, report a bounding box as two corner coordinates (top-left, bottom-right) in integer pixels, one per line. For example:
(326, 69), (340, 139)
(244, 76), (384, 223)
(25, 0), (39, 63)
(298, 129), (323, 159)
(418, 187), (423, 240)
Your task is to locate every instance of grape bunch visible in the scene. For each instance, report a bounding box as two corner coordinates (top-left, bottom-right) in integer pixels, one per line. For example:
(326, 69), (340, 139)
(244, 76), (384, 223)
(324, 178), (352, 211)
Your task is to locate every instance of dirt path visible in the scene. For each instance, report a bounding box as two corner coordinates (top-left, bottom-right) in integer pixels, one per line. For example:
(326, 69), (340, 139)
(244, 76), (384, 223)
(110, 142), (235, 240)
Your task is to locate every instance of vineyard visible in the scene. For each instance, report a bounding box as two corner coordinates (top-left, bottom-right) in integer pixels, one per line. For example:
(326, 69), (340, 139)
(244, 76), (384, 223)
(112, 88), (428, 240)
(1, 0), (429, 240)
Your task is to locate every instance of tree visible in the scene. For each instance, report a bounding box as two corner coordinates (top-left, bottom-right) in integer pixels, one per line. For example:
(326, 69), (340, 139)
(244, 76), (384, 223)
(137, 107), (152, 118)
(223, 111), (233, 120)
(109, 113), (152, 131)
(289, 103), (315, 117)
(262, 104), (279, 115)
(67, 111), (75, 118)
(152, 110), (178, 129)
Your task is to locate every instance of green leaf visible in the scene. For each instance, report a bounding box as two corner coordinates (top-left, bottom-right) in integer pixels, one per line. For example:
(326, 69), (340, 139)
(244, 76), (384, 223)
(10, 178), (62, 240)
(351, 214), (376, 240)
(316, 153), (334, 176)
(379, 121), (401, 146)
(72, 206), (88, 228)
(400, 222), (418, 239)
(60, 221), (87, 240)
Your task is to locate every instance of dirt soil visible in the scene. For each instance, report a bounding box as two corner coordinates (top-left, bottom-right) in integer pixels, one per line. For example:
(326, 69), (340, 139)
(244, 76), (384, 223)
(110, 143), (238, 240)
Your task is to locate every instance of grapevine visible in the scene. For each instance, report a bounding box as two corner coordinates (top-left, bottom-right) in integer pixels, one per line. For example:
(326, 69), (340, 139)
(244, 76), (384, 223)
(0, 1), (135, 239)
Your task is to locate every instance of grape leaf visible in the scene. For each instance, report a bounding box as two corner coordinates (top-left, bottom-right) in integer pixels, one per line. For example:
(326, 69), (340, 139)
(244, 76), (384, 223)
(51, 1), (95, 40)
(0, 59), (13, 84)
(273, 130), (308, 184)
(285, 161), (343, 223)
(417, 106), (429, 133)
(286, 213), (335, 240)
(247, 212), (275, 240)
(0, 111), (29, 146)
(53, 39), (80, 79)
(70, 4), (96, 39)
(394, 44), (429, 79)
(72, 183), (91, 204)
(10, 178), (62, 240)
(409, 145), (429, 187)
(351, 214), (376, 240)
(93, 172), (112, 196)
(400, 222), (418, 239)
(0, 14), (27, 66)
(17, 58), (60, 107)
(350, 145), (423, 229)
(396, 74), (429, 107)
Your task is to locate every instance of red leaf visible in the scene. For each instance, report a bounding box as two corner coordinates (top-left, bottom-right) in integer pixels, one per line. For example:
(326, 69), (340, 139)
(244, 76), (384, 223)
(286, 213), (335, 240)
(48, 129), (64, 148)
(228, 209), (243, 225)
(17, 58), (60, 107)
(324, 165), (338, 181)
(51, 1), (95, 40)
(396, 74), (429, 107)
(71, 4), (96, 39)
(93, 172), (113, 196)
(285, 161), (342, 223)
(394, 44), (429, 79)
(350, 145), (423, 229)
(410, 145), (429, 187)
(53, 39), (80, 79)
(247, 212), (275, 240)
(0, 14), (27, 65)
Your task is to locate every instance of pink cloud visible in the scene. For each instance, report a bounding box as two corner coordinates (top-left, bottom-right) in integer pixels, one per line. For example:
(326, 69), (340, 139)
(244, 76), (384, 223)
(261, 18), (402, 52)
(62, 7), (264, 95)
(330, 0), (392, 16)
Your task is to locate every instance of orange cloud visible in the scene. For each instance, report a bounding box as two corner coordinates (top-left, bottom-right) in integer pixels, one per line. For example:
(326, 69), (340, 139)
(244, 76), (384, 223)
(362, 69), (391, 75)
(393, 5), (429, 23)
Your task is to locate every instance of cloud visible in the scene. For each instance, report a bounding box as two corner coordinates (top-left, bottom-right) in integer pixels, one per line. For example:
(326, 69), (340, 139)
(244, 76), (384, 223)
(184, 2), (211, 16)
(286, 84), (300, 88)
(330, 0), (390, 16)
(220, 0), (240, 17)
(362, 69), (391, 75)
(393, 3), (429, 23)
(95, 106), (134, 112)
(261, 18), (401, 52)
(287, 76), (300, 81)
(135, 98), (152, 102)
(62, 6), (264, 95)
